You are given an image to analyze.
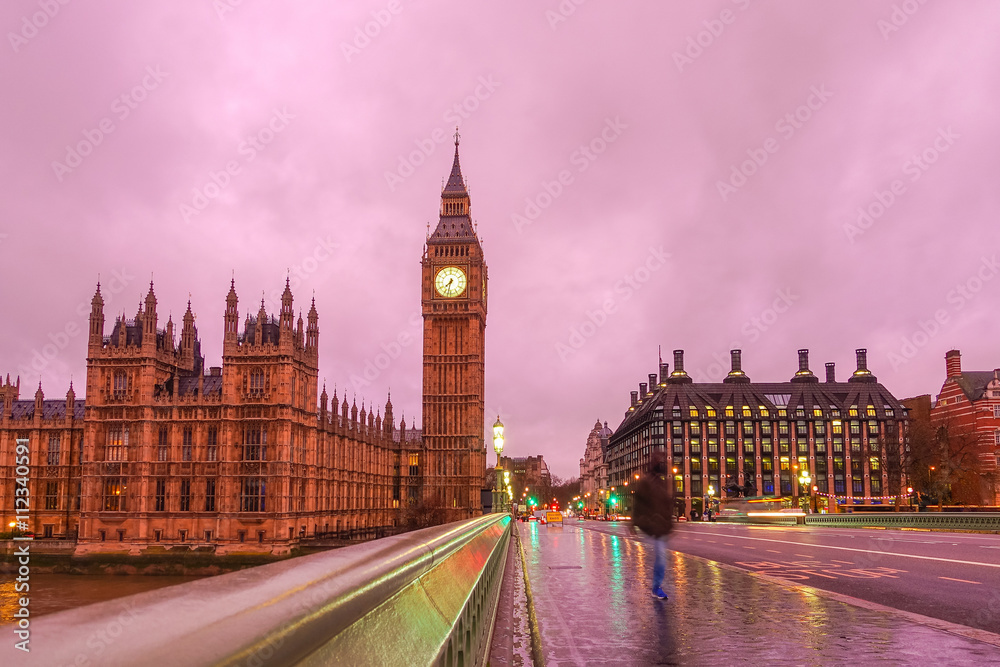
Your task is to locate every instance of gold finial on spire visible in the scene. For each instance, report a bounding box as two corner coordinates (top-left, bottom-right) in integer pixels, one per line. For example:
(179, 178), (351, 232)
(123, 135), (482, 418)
(454, 126), (460, 146)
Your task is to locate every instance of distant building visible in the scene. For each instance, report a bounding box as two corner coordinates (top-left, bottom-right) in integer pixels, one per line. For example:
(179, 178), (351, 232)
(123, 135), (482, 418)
(498, 454), (551, 507)
(927, 350), (1000, 505)
(607, 349), (909, 517)
(579, 420), (610, 514)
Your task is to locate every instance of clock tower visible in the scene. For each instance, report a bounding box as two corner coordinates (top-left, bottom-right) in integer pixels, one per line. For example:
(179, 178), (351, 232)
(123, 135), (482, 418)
(421, 132), (487, 521)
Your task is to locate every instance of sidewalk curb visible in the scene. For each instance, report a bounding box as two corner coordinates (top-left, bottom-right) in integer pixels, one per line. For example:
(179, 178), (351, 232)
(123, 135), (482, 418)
(675, 547), (1000, 649)
(515, 527), (546, 667)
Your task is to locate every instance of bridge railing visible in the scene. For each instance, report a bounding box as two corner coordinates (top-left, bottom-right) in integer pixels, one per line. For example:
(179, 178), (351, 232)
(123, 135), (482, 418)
(716, 511), (1000, 531)
(8, 513), (512, 667)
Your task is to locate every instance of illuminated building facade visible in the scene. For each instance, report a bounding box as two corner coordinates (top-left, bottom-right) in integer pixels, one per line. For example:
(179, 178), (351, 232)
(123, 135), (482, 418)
(579, 420), (611, 514)
(607, 349), (908, 517)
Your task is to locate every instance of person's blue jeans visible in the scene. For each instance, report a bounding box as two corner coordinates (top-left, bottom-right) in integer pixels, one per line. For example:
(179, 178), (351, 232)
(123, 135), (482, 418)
(651, 535), (668, 590)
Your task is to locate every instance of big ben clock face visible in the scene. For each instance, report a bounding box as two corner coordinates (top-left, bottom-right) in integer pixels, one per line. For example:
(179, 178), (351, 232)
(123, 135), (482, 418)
(435, 266), (467, 297)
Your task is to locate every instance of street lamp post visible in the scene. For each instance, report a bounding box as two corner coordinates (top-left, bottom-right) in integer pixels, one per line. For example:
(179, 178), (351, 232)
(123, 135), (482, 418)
(707, 485), (715, 521)
(798, 469), (812, 513)
(493, 416), (505, 514)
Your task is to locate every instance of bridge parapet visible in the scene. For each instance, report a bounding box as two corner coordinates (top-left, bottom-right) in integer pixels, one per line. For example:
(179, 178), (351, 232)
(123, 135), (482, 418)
(716, 511), (1000, 532)
(8, 513), (512, 666)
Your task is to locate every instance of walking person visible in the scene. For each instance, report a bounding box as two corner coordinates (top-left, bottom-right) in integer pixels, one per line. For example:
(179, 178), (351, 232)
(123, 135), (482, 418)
(632, 453), (675, 600)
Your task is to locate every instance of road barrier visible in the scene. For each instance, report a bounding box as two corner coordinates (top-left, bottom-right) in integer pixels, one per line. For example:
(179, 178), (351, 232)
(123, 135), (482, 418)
(5, 513), (512, 666)
(804, 512), (1000, 531)
(717, 512), (1000, 532)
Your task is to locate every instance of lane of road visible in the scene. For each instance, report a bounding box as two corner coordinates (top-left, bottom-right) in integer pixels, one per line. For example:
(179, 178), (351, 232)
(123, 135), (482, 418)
(581, 520), (1000, 634)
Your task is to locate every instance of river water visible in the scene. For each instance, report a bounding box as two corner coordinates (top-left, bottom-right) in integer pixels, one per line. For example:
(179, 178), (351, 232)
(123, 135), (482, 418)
(0, 574), (208, 624)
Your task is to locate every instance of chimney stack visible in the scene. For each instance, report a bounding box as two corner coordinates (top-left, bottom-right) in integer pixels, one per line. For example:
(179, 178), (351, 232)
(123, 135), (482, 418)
(648, 374), (657, 393)
(825, 362), (836, 383)
(792, 349), (817, 383)
(849, 348), (877, 383)
(856, 348), (869, 372)
(945, 349), (962, 378)
(673, 350), (686, 375)
(724, 349), (750, 383)
(659, 362), (670, 384)
(639, 382), (647, 397)
(630, 391), (639, 408)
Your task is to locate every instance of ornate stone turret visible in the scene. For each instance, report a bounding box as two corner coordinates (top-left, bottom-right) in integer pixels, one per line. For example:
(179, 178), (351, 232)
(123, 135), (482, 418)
(142, 281), (157, 350)
(89, 282), (104, 350)
(384, 392), (394, 437)
(180, 301), (196, 368)
(306, 297), (319, 353)
(224, 278), (239, 346)
(279, 278), (294, 342)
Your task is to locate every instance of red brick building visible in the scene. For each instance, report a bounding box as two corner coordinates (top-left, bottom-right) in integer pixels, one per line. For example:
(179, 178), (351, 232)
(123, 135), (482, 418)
(928, 350), (1000, 505)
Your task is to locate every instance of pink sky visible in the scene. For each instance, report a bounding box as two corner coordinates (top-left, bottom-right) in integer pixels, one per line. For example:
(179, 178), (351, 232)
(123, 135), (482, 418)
(2, 1), (1000, 481)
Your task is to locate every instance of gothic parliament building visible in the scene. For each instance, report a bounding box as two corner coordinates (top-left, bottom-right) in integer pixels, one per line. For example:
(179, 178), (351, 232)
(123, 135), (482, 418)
(0, 139), (488, 554)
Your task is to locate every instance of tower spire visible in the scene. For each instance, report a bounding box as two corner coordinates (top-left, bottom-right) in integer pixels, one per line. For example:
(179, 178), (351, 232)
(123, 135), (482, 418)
(429, 129), (476, 242)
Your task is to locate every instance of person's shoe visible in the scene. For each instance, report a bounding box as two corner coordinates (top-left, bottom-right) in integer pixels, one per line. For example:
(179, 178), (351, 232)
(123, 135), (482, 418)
(651, 586), (667, 600)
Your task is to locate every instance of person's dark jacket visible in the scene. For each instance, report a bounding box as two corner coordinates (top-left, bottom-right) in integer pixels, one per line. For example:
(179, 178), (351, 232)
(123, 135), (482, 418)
(632, 472), (674, 538)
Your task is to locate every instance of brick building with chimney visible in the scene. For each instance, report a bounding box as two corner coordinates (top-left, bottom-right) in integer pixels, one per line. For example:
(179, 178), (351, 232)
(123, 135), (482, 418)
(926, 349), (1000, 505)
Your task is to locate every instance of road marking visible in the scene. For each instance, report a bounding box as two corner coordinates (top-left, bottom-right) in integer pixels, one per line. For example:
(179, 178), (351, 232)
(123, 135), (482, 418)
(795, 554), (812, 558)
(697, 533), (1000, 569)
(766, 549), (783, 554)
(831, 560), (854, 565)
(745, 546), (756, 549)
(939, 576), (981, 585)
(706, 540), (717, 543)
(723, 543), (734, 546)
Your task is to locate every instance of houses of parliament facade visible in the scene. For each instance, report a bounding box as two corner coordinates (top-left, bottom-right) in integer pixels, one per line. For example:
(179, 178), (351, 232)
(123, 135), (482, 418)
(0, 139), (488, 554)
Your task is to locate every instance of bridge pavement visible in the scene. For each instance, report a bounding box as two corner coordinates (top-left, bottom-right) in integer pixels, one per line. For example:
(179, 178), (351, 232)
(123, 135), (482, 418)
(516, 520), (1000, 666)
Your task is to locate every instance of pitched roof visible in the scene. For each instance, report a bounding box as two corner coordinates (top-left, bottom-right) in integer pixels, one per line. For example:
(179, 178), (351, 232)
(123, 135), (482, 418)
(1, 399), (86, 421)
(952, 371), (998, 402)
(615, 380), (905, 434)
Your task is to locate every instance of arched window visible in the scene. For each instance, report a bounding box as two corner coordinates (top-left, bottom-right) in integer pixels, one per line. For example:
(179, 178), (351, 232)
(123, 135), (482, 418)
(113, 371), (128, 398)
(106, 424), (128, 461)
(249, 368), (265, 395)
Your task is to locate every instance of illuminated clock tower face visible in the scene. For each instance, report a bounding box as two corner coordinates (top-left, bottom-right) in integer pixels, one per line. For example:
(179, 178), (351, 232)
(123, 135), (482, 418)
(435, 266), (467, 297)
